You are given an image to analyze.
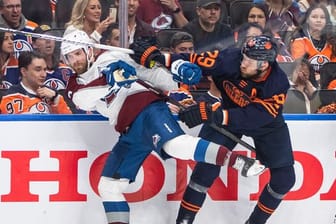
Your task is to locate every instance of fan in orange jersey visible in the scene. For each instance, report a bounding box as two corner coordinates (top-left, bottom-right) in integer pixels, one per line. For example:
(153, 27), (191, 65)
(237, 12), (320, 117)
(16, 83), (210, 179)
(290, 4), (336, 86)
(0, 51), (72, 114)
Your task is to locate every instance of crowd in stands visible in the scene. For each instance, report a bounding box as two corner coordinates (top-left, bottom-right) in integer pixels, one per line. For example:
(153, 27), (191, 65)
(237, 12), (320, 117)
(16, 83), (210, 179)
(1, 0), (336, 114)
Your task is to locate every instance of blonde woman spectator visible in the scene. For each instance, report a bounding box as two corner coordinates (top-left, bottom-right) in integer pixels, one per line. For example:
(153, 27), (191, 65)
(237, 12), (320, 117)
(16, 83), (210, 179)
(64, 0), (114, 43)
(290, 4), (334, 86)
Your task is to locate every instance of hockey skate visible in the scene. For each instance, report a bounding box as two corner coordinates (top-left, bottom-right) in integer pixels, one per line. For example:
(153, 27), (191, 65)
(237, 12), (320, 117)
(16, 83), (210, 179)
(232, 155), (265, 177)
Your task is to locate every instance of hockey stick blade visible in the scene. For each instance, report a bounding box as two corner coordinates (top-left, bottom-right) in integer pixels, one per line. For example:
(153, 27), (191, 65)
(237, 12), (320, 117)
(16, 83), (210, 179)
(0, 27), (134, 54)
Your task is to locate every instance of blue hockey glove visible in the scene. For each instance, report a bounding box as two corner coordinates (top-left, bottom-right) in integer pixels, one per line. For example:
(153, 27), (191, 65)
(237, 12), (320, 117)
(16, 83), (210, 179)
(102, 60), (137, 91)
(178, 102), (224, 128)
(171, 59), (202, 85)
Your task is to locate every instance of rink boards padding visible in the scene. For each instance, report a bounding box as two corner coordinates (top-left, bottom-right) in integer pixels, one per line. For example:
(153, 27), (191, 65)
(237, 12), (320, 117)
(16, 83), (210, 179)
(0, 114), (335, 224)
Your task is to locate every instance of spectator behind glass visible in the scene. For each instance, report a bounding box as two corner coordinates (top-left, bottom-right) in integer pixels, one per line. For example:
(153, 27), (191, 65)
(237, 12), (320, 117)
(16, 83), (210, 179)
(137, 0), (188, 31)
(32, 25), (74, 91)
(101, 23), (122, 47)
(0, 0), (38, 58)
(170, 31), (194, 53)
(114, 0), (155, 44)
(290, 57), (317, 100)
(246, 4), (294, 62)
(290, 4), (334, 87)
(182, 0), (233, 52)
(0, 31), (19, 89)
(256, 0), (302, 33)
(64, 0), (114, 43)
(0, 51), (72, 114)
(233, 22), (264, 48)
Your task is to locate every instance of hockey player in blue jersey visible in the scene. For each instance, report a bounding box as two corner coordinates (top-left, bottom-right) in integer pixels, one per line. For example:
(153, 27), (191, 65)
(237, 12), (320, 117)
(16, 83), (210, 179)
(60, 30), (265, 224)
(131, 35), (296, 224)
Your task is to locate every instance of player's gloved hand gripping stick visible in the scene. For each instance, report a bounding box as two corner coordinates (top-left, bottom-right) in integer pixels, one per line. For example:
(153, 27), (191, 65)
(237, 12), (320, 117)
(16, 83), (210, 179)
(101, 60), (138, 93)
(130, 38), (201, 85)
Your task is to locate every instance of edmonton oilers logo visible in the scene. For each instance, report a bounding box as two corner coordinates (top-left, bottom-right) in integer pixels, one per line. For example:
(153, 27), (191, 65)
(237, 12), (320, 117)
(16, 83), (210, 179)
(29, 102), (50, 114)
(44, 78), (66, 90)
(14, 40), (33, 59)
(309, 55), (330, 72)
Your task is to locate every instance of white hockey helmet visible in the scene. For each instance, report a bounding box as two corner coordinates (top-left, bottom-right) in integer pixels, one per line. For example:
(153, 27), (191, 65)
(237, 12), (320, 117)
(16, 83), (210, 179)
(61, 30), (92, 57)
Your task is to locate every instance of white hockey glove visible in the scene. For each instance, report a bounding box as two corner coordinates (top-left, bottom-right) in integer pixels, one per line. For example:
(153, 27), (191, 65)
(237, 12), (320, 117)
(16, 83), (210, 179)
(102, 60), (138, 93)
(170, 59), (202, 85)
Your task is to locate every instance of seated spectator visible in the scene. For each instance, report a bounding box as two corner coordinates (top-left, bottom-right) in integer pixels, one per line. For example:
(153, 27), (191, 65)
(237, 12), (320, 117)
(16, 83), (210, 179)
(0, 0), (38, 58)
(246, 4), (294, 61)
(0, 51), (72, 114)
(114, 0), (155, 44)
(290, 4), (335, 86)
(32, 25), (73, 91)
(101, 23), (121, 47)
(253, 0), (302, 30)
(0, 31), (19, 89)
(169, 31), (194, 54)
(233, 22), (265, 47)
(64, 0), (114, 44)
(182, 0), (233, 52)
(290, 57), (317, 100)
(137, 0), (188, 31)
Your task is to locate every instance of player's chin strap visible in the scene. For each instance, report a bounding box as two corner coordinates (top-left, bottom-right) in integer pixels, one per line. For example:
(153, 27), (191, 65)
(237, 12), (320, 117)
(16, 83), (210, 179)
(0, 27), (134, 54)
(136, 79), (257, 152)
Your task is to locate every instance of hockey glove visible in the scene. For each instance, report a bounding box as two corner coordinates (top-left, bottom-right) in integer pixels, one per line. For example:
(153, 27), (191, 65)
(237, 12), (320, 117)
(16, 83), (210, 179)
(102, 60), (137, 92)
(179, 102), (224, 128)
(171, 59), (202, 85)
(130, 37), (162, 68)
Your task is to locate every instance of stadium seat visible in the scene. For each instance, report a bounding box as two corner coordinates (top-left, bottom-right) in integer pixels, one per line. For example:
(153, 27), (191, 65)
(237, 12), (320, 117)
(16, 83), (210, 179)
(55, 0), (76, 28)
(283, 89), (309, 114)
(320, 62), (336, 89)
(22, 0), (53, 26)
(228, 0), (253, 29)
(278, 62), (296, 80)
(156, 28), (183, 51)
(310, 89), (336, 113)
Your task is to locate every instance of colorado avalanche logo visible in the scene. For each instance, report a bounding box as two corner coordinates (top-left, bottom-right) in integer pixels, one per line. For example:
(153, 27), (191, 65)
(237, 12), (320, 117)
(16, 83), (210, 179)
(29, 102), (51, 114)
(309, 55), (330, 73)
(44, 78), (66, 90)
(151, 13), (173, 30)
(14, 40), (33, 59)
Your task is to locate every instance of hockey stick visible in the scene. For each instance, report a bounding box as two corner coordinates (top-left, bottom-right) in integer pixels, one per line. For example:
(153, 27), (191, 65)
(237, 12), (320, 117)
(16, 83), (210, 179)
(136, 79), (256, 152)
(0, 27), (134, 54)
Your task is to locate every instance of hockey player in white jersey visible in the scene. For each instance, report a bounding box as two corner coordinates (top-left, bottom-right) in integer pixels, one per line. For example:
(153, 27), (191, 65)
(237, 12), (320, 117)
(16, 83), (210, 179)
(61, 30), (265, 224)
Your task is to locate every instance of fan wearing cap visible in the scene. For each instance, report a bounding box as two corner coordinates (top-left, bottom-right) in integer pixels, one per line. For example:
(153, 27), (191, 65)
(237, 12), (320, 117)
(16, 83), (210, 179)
(131, 35), (296, 224)
(32, 25), (74, 91)
(181, 0), (233, 52)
